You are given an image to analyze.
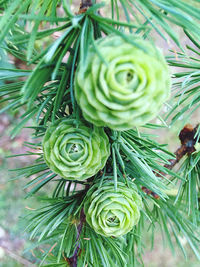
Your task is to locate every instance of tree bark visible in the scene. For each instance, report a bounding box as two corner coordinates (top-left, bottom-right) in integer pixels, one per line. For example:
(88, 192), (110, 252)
(68, 209), (86, 267)
(80, 0), (93, 9)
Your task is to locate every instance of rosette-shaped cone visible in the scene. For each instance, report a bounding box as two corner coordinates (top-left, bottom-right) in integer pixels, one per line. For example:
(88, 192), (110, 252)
(75, 35), (171, 130)
(42, 119), (110, 180)
(84, 180), (142, 237)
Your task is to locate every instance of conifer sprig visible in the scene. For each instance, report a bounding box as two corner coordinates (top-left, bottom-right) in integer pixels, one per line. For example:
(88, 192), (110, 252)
(167, 32), (200, 126)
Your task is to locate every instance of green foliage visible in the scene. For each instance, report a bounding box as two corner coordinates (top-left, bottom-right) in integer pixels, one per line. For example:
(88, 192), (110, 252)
(113, 0), (200, 47)
(175, 150), (200, 224)
(167, 31), (200, 125)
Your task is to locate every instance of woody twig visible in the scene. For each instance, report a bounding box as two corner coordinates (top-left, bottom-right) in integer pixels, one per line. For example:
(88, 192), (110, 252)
(67, 209), (86, 267)
(142, 124), (200, 199)
(78, 0), (92, 13)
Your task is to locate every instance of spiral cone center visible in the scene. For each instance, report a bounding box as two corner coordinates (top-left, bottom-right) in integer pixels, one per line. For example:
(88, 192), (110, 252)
(66, 143), (84, 161)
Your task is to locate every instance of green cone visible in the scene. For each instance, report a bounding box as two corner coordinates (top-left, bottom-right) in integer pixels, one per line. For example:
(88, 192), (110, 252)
(42, 119), (110, 180)
(84, 180), (142, 237)
(75, 35), (171, 130)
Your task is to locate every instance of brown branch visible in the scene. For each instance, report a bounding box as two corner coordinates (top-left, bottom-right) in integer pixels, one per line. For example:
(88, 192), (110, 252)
(78, 0), (92, 14)
(165, 123), (199, 167)
(68, 209), (86, 267)
(80, 0), (92, 9)
(142, 124), (200, 199)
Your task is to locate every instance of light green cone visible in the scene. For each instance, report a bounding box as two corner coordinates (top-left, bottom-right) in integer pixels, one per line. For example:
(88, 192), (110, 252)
(84, 180), (142, 237)
(42, 118), (110, 180)
(75, 35), (171, 130)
